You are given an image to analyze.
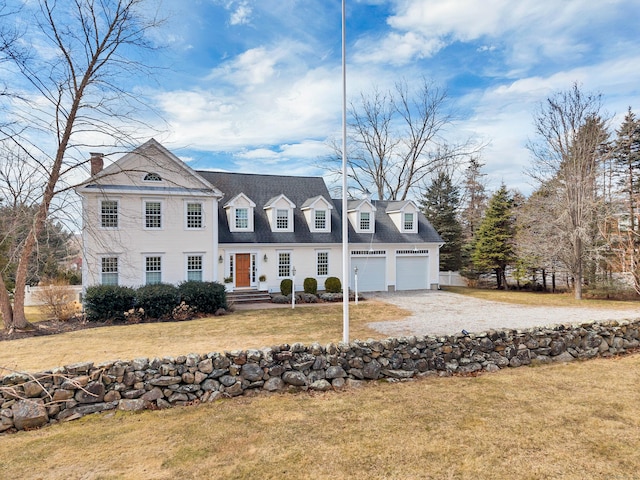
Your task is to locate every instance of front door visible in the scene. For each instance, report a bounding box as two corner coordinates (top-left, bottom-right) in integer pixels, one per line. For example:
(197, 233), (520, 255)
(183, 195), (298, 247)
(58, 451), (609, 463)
(236, 254), (251, 287)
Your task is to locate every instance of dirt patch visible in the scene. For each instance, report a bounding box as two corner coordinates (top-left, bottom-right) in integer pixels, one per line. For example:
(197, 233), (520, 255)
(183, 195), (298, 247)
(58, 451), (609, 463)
(0, 318), (105, 342)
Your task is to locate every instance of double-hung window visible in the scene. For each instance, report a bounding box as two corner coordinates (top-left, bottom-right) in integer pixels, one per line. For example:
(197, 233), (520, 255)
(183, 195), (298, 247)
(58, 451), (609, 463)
(276, 209), (289, 229)
(186, 203), (203, 229)
(315, 210), (326, 230)
(100, 200), (118, 228)
(360, 212), (370, 231)
(404, 213), (414, 231)
(278, 252), (291, 277)
(145, 201), (162, 229)
(101, 257), (118, 285)
(317, 251), (329, 276)
(145, 256), (162, 284)
(235, 208), (249, 229)
(187, 255), (203, 281)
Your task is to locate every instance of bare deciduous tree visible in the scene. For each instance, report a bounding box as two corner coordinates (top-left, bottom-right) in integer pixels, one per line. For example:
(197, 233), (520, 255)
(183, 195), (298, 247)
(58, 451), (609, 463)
(325, 78), (480, 200)
(528, 83), (609, 299)
(0, 0), (163, 330)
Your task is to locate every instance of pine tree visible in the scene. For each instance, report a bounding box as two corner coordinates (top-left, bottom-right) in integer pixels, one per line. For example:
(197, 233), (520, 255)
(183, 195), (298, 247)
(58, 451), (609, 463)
(613, 107), (640, 232)
(421, 171), (462, 271)
(471, 185), (516, 289)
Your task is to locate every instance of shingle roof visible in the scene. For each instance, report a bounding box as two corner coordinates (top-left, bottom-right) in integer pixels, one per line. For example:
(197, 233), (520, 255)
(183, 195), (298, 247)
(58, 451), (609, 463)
(196, 171), (443, 245)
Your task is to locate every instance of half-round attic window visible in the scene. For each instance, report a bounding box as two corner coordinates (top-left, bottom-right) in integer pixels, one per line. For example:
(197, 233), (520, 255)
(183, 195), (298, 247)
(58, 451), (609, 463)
(143, 172), (162, 182)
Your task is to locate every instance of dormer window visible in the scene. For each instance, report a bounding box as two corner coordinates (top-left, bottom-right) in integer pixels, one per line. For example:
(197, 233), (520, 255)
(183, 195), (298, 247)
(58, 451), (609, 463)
(143, 172), (162, 182)
(301, 195), (333, 233)
(386, 200), (418, 233)
(224, 193), (255, 232)
(264, 194), (295, 233)
(360, 212), (371, 230)
(348, 198), (376, 233)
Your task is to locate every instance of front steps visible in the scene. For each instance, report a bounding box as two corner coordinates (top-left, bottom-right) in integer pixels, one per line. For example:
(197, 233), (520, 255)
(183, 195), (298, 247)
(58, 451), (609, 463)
(226, 289), (272, 304)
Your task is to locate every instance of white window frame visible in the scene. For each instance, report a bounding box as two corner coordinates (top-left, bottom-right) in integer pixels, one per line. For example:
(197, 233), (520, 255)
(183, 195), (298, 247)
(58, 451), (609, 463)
(403, 212), (415, 232)
(276, 209), (289, 230)
(278, 251), (292, 278)
(143, 200), (163, 230)
(101, 256), (118, 285)
(235, 207), (249, 230)
(185, 201), (204, 230)
(314, 210), (327, 231)
(359, 211), (372, 232)
(100, 200), (119, 229)
(186, 254), (204, 282)
(145, 255), (162, 285)
(316, 251), (329, 277)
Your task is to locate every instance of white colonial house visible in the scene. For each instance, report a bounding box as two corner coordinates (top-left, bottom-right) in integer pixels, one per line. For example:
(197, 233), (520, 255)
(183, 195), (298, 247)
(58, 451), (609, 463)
(77, 139), (444, 293)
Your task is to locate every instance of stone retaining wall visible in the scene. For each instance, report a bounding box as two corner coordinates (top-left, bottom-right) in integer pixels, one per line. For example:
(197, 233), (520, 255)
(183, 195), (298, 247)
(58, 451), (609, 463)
(1, 319), (639, 433)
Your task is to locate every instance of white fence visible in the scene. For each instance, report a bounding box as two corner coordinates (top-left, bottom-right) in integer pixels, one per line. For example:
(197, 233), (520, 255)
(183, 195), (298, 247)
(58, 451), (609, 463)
(23, 285), (83, 306)
(438, 271), (467, 287)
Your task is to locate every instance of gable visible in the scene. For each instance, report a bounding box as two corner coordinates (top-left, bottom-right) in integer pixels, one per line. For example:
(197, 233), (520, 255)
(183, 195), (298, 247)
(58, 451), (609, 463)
(78, 139), (221, 197)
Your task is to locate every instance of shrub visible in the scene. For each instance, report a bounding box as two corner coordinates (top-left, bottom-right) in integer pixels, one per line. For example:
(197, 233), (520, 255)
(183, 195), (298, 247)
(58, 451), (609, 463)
(178, 281), (227, 314)
(303, 277), (317, 295)
(280, 279), (293, 296)
(324, 276), (341, 293)
(33, 280), (78, 321)
(84, 285), (136, 322)
(135, 283), (180, 319)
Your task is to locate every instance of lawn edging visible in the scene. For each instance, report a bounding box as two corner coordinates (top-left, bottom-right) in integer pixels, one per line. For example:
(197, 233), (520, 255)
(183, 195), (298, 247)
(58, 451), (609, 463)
(1, 318), (639, 433)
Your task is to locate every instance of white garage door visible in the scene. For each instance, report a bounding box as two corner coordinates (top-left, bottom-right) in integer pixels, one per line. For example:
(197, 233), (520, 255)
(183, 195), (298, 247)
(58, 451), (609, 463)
(396, 255), (429, 290)
(351, 256), (386, 292)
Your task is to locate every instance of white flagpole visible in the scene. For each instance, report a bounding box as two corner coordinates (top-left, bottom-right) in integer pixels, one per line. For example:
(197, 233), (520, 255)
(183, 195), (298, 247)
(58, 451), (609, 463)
(341, 0), (349, 344)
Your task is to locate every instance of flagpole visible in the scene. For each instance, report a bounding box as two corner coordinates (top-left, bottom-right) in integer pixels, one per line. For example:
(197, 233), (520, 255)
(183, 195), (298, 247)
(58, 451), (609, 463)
(341, 0), (349, 344)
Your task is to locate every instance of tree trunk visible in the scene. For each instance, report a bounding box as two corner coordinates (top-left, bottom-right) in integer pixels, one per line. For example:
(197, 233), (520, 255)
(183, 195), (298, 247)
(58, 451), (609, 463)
(574, 237), (583, 300)
(541, 268), (547, 291)
(0, 274), (13, 330)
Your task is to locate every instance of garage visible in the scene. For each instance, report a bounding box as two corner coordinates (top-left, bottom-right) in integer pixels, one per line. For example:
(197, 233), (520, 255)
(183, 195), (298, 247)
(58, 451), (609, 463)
(396, 252), (429, 290)
(351, 253), (386, 292)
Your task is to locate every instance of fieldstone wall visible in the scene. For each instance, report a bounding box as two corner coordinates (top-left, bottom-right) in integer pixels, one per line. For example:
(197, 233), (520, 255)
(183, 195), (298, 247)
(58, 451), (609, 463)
(1, 318), (639, 433)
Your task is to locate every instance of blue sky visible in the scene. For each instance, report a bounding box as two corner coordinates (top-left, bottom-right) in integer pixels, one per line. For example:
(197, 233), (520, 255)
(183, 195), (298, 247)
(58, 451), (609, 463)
(16, 0), (640, 197)
(141, 0), (640, 196)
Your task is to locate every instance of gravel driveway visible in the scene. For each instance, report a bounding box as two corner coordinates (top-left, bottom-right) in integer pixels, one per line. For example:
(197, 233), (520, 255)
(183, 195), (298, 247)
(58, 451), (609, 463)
(367, 290), (640, 337)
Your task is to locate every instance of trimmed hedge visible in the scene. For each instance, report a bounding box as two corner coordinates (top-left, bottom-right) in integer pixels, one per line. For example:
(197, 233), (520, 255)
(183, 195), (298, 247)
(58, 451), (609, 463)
(135, 283), (180, 320)
(303, 277), (317, 295)
(178, 281), (227, 313)
(280, 279), (293, 296)
(324, 276), (341, 293)
(84, 285), (136, 322)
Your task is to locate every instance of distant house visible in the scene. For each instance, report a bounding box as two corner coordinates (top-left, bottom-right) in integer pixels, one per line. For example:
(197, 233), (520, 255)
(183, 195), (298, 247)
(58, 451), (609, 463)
(76, 139), (443, 293)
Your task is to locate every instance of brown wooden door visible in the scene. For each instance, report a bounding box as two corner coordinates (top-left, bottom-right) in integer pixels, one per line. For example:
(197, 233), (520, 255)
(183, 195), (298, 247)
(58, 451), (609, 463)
(236, 254), (251, 287)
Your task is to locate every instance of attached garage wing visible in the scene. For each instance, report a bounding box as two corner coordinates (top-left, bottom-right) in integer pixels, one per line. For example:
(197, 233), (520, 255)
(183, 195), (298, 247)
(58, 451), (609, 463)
(396, 251), (429, 291)
(351, 253), (386, 292)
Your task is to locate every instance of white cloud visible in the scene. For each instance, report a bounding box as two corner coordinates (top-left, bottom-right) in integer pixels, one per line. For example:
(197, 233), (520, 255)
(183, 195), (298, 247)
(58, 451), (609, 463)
(229, 2), (252, 25)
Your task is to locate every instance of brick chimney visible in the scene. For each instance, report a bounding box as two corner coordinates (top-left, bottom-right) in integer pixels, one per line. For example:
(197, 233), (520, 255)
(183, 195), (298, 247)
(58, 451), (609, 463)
(90, 152), (104, 176)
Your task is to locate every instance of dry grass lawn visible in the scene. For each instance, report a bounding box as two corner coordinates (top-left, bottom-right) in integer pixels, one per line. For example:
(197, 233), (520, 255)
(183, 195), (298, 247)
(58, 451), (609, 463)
(0, 353), (638, 479)
(2, 301), (408, 373)
(2, 291), (639, 478)
(444, 286), (640, 309)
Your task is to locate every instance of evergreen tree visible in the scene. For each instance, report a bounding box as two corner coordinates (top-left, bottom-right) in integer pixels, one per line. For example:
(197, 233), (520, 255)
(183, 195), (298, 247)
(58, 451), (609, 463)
(459, 157), (488, 282)
(471, 185), (516, 289)
(421, 171), (462, 271)
(460, 157), (488, 241)
(613, 107), (640, 232)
